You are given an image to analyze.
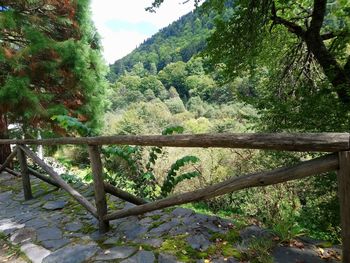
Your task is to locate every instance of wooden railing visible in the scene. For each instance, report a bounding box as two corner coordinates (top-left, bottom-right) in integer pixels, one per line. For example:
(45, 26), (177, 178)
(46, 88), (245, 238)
(0, 133), (349, 262)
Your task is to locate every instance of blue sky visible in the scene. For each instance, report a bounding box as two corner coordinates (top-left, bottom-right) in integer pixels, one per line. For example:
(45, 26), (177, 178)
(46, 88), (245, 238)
(91, 0), (196, 64)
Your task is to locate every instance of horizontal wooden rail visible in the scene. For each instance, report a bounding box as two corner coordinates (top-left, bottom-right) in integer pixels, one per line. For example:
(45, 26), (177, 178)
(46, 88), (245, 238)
(0, 133), (349, 152)
(105, 153), (338, 221)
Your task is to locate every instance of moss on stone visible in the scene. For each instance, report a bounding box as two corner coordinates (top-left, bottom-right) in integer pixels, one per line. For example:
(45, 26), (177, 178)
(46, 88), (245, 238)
(160, 234), (199, 262)
(150, 214), (161, 220)
(148, 220), (166, 231)
(210, 229), (240, 243)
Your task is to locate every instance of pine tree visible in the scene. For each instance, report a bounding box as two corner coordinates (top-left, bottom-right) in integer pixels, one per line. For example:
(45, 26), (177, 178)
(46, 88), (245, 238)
(0, 0), (107, 163)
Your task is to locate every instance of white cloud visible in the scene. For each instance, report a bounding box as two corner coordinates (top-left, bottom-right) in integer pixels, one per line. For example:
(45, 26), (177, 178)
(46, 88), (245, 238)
(90, 0), (196, 63)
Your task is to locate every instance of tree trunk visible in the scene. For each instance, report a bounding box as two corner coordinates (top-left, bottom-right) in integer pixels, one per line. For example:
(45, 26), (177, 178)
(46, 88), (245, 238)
(305, 31), (350, 104)
(0, 114), (11, 168)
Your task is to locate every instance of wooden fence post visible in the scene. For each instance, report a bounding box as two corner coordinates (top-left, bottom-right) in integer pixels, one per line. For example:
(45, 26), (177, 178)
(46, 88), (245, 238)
(338, 151), (350, 263)
(17, 146), (33, 200)
(88, 145), (109, 233)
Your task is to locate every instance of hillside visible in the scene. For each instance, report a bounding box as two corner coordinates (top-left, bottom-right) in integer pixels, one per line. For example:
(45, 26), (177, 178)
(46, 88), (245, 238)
(108, 7), (215, 82)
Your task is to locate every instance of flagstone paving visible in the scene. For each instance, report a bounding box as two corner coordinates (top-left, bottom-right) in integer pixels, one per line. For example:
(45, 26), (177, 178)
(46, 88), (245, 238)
(0, 172), (342, 262)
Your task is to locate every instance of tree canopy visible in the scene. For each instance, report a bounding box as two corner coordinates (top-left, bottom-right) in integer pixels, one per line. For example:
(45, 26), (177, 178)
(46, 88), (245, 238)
(205, 0), (350, 105)
(150, 0), (350, 131)
(0, 0), (107, 150)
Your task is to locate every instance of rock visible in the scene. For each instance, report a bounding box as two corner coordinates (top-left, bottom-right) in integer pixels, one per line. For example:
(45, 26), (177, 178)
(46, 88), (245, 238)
(103, 236), (122, 245)
(124, 225), (148, 240)
(120, 250), (155, 263)
(158, 253), (183, 263)
(168, 225), (188, 236)
(41, 238), (70, 250)
(272, 246), (337, 263)
(0, 191), (12, 202)
(10, 228), (37, 244)
(25, 218), (50, 229)
(172, 207), (194, 217)
(239, 225), (272, 242)
(42, 243), (99, 263)
(139, 217), (153, 225)
(136, 238), (163, 248)
(187, 234), (211, 251)
(94, 246), (137, 261)
(149, 222), (174, 234)
(30, 201), (45, 209)
(48, 213), (64, 222)
(201, 221), (225, 234)
(90, 231), (106, 241)
(20, 243), (51, 263)
(15, 212), (37, 223)
(42, 201), (67, 210)
(124, 202), (136, 209)
(0, 219), (25, 234)
(64, 222), (82, 232)
(37, 227), (62, 241)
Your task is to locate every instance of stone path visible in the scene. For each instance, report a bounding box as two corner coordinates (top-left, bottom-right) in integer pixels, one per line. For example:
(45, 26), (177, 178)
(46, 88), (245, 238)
(0, 172), (342, 263)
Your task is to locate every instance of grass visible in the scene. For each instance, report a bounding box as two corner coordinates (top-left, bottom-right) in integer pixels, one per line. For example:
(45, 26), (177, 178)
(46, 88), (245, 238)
(241, 237), (275, 263)
(181, 202), (248, 229)
(148, 220), (166, 231)
(0, 233), (29, 262)
(150, 214), (162, 220)
(159, 234), (199, 262)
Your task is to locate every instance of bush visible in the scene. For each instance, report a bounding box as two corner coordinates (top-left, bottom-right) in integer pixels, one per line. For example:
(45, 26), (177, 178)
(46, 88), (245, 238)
(183, 117), (212, 133)
(164, 97), (186, 114)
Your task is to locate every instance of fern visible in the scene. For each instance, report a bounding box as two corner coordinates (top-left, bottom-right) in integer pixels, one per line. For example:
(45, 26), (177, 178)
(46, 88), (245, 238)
(161, 155), (200, 197)
(101, 126), (201, 200)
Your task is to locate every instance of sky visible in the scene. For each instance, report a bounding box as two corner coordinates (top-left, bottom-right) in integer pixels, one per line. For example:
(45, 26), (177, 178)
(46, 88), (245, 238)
(90, 0), (196, 64)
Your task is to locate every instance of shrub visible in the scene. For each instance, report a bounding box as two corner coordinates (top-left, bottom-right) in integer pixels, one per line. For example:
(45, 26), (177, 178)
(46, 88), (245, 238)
(164, 97), (186, 114)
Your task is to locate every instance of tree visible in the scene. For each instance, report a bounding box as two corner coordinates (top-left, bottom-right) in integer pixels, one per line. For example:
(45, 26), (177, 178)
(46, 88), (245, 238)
(140, 76), (168, 99)
(205, 0), (350, 105)
(150, 0), (350, 108)
(158, 61), (189, 99)
(0, 0), (107, 163)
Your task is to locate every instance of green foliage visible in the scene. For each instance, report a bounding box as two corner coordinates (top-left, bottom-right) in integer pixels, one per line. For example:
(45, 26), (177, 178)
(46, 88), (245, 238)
(101, 126), (201, 200)
(0, 0), (107, 139)
(51, 115), (93, 137)
(242, 237), (274, 263)
(164, 98), (186, 114)
(162, 125), (184, 135)
(161, 156), (200, 197)
(108, 7), (213, 81)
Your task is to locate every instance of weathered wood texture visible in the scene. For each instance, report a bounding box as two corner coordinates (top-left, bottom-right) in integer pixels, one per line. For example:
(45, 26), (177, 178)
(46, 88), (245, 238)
(88, 145), (109, 233)
(27, 166), (145, 205)
(0, 133), (348, 152)
(0, 147), (18, 173)
(105, 154), (338, 221)
(4, 168), (20, 177)
(104, 182), (148, 205)
(28, 168), (60, 188)
(338, 151), (350, 263)
(19, 145), (98, 218)
(17, 147), (33, 200)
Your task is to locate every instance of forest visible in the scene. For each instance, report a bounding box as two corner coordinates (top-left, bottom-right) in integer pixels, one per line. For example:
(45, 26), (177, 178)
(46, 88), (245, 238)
(0, 0), (350, 262)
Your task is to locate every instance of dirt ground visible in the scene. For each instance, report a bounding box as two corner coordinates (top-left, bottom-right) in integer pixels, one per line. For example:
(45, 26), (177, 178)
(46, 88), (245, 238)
(0, 239), (26, 263)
